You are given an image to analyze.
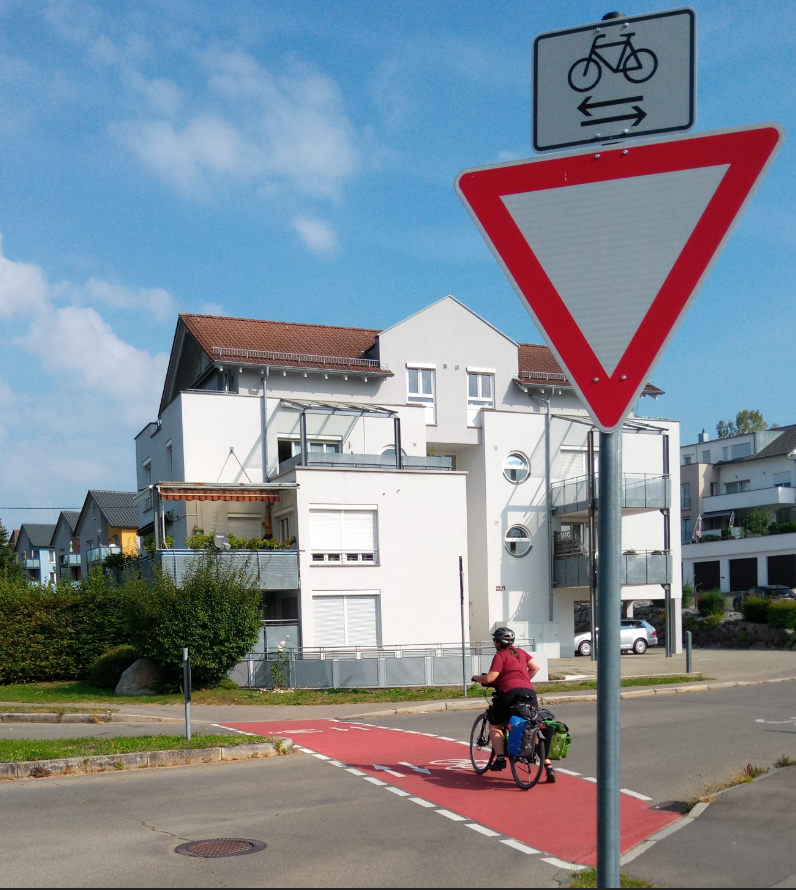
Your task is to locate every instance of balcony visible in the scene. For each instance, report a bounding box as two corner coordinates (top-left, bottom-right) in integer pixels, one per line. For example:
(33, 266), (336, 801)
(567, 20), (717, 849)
(554, 550), (673, 588)
(145, 549), (299, 590)
(23, 558), (40, 570)
(59, 554), (82, 567)
(702, 485), (796, 514)
(551, 474), (670, 516)
(86, 545), (121, 564)
(277, 453), (453, 474)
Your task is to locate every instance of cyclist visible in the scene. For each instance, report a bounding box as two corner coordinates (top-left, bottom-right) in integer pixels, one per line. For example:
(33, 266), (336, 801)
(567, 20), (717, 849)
(472, 627), (555, 781)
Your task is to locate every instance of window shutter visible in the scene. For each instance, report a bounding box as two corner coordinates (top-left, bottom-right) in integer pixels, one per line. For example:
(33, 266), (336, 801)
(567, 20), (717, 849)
(342, 511), (376, 551)
(556, 451), (585, 478)
(228, 516), (262, 539)
(345, 596), (379, 647)
(312, 597), (346, 647)
(309, 511), (343, 550)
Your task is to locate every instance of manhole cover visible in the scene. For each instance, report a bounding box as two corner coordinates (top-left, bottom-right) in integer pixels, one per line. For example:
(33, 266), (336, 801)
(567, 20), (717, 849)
(175, 838), (267, 858)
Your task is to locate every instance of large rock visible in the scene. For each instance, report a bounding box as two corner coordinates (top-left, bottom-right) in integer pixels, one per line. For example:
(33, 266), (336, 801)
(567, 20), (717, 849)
(115, 658), (162, 696)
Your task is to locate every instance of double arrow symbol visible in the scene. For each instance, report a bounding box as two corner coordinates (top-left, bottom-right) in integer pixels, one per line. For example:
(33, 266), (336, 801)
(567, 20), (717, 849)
(578, 95), (647, 128)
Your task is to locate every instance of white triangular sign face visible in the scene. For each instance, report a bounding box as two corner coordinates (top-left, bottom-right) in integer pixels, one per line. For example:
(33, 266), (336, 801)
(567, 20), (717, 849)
(456, 125), (784, 430)
(501, 165), (728, 376)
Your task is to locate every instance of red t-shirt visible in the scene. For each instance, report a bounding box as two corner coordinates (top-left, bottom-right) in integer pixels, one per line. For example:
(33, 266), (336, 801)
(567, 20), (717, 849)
(489, 647), (534, 693)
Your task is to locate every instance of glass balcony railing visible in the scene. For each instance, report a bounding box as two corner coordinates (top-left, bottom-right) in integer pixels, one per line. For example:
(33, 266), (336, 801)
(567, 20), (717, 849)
(277, 453), (453, 474)
(141, 549), (299, 591)
(59, 554), (82, 567)
(551, 474), (670, 515)
(86, 545), (121, 563)
(554, 550), (672, 588)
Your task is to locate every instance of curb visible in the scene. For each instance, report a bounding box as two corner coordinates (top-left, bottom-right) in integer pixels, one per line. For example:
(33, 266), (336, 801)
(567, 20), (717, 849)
(0, 713), (185, 724)
(0, 739), (293, 781)
(619, 801), (711, 866)
(345, 676), (796, 718)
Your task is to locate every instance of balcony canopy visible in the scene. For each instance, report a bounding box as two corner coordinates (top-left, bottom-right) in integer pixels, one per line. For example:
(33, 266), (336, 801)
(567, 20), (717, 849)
(280, 399), (397, 418)
(153, 482), (298, 503)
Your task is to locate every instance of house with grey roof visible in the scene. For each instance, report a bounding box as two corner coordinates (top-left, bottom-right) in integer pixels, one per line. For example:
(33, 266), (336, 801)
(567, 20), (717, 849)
(13, 524), (57, 584)
(681, 425), (796, 594)
(52, 510), (82, 582)
(74, 491), (139, 577)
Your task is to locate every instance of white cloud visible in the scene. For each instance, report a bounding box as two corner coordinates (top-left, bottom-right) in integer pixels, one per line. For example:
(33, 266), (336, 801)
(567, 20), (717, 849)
(114, 51), (360, 202)
(82, 279), (177, 322)
(0, 234), (49, 316)
(292, 216), (339, 255)
(197, 302), (229, 316)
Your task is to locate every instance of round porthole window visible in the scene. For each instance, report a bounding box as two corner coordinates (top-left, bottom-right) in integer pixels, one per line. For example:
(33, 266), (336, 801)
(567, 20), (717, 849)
(505, 525), (532, 557)
(503, 452), (530, 484)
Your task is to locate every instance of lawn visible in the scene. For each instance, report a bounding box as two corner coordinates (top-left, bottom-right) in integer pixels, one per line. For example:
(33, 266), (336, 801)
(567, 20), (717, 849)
(0, 734), (278, 762)
(0, 674), (706, 707)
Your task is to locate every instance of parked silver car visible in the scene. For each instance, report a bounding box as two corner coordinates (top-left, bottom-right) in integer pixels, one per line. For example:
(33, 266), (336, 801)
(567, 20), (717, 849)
(574, 619), (659, 656)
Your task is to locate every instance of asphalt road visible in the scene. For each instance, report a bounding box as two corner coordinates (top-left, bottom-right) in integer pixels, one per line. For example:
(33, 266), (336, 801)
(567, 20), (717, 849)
(0, 752), (570, 888)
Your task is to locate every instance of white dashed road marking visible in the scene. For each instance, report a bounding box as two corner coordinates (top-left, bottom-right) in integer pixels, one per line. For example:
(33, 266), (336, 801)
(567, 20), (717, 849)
(436, 809), (468, 822)
(409, 797), (436, 807)
(364, 777), (388, 786)
(386, 787), (411, 796)
(501, 839), (540, 854)
(621, 788), (653, 801)
(466, 824), (501, 837)
(542, 857), (587, 871)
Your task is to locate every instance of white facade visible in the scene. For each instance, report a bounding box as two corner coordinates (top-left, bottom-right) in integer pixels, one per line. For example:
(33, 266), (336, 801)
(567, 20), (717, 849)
(136, 296), (682, 657)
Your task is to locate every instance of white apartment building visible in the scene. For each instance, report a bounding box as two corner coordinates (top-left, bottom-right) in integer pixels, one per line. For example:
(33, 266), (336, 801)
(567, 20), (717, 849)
(135, 296), (682, 658)
(681, 425), (796, 593)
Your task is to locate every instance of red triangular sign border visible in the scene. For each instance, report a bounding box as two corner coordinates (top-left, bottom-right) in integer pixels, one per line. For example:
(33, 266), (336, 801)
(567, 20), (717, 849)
(456, 124), (784, 431)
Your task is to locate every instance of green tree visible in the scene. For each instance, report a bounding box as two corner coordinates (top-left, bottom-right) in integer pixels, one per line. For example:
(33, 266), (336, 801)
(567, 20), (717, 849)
(716, 409), (770, 438)
(741, 508), (773, 537)
(0, 520), (22, 577)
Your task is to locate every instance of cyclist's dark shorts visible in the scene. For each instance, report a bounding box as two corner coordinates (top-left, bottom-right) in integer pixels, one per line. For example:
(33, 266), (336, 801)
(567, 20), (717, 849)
(488, 688), (538, 726)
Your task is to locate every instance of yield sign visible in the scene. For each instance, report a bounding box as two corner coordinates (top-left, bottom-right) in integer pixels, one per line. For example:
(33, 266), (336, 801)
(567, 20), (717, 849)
(456, 123), (784, 431)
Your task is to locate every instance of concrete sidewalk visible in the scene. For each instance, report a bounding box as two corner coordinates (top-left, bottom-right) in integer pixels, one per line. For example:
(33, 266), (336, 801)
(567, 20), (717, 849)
(624, 765), (796, 887)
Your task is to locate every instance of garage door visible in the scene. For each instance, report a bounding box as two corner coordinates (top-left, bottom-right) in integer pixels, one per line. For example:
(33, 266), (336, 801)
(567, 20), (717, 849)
(729, 557), (758, 592)
(693, 560), (720, 592)
(768, 554), (796, 588)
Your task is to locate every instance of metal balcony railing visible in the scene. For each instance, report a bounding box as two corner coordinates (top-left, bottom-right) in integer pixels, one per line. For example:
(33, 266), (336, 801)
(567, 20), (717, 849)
(551, 473), (670, 515)
(140, 549), (299, 591)
(277, 453), (453, 474)
(554, 550), (672, 588)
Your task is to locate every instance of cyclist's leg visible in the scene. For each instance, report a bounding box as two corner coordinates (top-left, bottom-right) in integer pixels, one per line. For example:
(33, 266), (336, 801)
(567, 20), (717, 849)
(489, 723), (506, 755)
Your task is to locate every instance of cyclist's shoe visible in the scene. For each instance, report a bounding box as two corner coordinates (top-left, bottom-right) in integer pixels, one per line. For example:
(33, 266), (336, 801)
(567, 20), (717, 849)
(488, 756), (507, 772)
(546, 765), (556, 783)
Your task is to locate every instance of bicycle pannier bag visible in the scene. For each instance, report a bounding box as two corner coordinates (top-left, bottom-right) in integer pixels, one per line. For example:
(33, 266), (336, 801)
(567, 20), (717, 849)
(546, 721), (572, 760)
(506, 715), (527, 757)
(519, 720), (539, 760)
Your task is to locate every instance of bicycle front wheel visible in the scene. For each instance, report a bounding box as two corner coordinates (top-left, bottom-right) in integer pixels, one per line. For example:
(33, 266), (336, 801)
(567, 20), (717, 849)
(511, 735), (546, 790)
(568, 57), (601, 91)
(469, 713), (496, 775)
(623, 48), (658, 83)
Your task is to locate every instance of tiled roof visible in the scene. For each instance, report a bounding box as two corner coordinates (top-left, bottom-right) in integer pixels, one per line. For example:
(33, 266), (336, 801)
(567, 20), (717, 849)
(78, 491), (139, 532)
(181, 314), (388, 374)
(20, 524), (56, 548)
(730, 425), (796, 463)
(61, 511), (80, 533)
(517, 343), (664, 395)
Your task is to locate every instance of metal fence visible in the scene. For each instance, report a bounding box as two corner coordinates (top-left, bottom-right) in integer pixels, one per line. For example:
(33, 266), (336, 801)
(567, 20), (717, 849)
(229, 639), (539, 689)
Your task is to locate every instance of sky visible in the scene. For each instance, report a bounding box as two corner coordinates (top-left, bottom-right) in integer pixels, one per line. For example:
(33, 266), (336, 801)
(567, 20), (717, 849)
(1, 0), (795, 532)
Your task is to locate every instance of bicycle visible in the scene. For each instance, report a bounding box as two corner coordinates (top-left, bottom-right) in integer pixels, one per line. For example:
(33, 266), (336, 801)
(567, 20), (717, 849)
(568, 32), (658, 92)
(469, 689), (548, 790)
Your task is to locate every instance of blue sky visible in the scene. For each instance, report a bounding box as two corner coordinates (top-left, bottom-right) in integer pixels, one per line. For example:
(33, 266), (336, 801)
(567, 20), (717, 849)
(1, 0), (795, 531)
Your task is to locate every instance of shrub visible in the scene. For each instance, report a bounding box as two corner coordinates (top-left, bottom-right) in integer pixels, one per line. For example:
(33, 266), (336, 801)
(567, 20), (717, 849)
(700, 534), (721, 543)
(697, 589), (725, 617)
(682, 581), (695, 610)
(125, 550), (262, 688)
(186, 534), (214, 550)
(227, 535), (295, 551)
(741, 508), (773, 537)
(0, 569), (130, 684)
(776, 522), (796, 535)
(86, 645), (140, 688)
(768, 601), (796, 629)
(742, 596), (770, 624)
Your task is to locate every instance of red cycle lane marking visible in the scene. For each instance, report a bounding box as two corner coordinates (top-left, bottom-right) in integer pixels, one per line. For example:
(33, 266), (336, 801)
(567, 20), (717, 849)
(223, 720), (679, 866)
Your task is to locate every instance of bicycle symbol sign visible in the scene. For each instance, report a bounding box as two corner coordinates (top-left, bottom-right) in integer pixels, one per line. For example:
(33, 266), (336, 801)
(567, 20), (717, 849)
(533, 7), (695, 152)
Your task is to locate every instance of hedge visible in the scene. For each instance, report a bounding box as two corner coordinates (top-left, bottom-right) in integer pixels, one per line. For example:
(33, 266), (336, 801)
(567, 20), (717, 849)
(697, 589), (726, 617)
(768, 601), (796, 629)
(742, 597), (770, 624)
(0, 570), (130, 684)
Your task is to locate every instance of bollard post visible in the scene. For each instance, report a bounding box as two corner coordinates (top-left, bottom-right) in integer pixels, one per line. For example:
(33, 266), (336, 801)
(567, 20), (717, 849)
(686, 631), (692, 674)
(183, 647), (191, 741)
(597, 430), (622, 889)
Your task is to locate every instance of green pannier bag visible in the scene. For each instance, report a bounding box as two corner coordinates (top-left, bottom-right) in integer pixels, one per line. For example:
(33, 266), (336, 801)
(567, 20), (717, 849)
(546, 721), (571, 761)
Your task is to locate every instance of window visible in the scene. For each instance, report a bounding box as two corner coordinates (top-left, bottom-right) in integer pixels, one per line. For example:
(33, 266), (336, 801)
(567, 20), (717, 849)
(219, 369), (239, 393)
(505, 525), (532, 557)
(680, 483), (691, 510)
(556, 449), (585, 479)
(731, 442), (752, 459)
(407, 367), (436, 424)
(278, 516), (291, 543)
(278, 439), (341, 465)
(309, 507), (378, 563)
(683, 455), (692, 465)
(49, 551), (56, 564)
(166, 441), (173, 480)
(724, 480), (751, 494)
(503, 452), (530, 484)
(143, 460), (152, 487)
(722, 446), (729, 461)
(467, 372), (494, 426)
(702, 450), (711, 463)
(312, 594), (380, 648)
(709, 482), (717, 496)
(681, 517), (692, 544)
(228, 515), (263, 539)
(774, 472), (792, 488)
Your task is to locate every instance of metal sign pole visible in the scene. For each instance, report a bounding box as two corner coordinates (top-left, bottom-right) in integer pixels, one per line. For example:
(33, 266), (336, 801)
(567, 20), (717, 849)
(182, 648), (192, 741)
(588, 429), (598, 662)
(597, 430), (622, 888)
(459, 556), (467, 697)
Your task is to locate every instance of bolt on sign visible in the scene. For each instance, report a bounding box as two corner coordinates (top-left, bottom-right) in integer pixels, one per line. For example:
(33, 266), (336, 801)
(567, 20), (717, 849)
(533, 7), (696, 152)
(456, 124), (784, 432)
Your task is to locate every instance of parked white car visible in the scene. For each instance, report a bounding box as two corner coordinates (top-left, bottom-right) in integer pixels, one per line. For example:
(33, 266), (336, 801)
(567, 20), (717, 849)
(574, 619), (659, 657)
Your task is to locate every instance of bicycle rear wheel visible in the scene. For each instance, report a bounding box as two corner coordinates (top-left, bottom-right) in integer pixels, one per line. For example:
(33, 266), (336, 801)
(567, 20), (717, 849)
(510, 734), (546, 790)
(469, 712), (496, 775)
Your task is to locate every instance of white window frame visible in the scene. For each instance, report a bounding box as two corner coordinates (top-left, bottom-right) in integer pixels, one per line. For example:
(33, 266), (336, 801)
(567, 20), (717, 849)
(309, 505), (379, 565)
(505, 525), (532, 557)
(467, 370), (494, 427)
(503, 451), (530, 485)
(406, 365), (436, 425)
(312, 591), (382, 648)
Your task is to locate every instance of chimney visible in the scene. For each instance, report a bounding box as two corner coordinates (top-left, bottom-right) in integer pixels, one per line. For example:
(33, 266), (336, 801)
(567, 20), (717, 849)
(698, 429), (708, 443)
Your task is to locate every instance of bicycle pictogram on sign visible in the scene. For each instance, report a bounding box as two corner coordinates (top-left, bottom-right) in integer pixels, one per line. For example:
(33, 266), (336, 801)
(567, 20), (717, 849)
(568, 31), (658, 92)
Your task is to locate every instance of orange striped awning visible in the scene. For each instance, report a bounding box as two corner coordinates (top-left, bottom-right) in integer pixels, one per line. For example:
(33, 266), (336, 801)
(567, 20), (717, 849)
(159, 486), (280, 503)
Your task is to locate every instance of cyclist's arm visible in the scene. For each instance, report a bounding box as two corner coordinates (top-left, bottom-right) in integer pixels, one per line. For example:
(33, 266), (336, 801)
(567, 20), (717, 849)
(527, 656), (541, 681)
(471, 670), (500, 686)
